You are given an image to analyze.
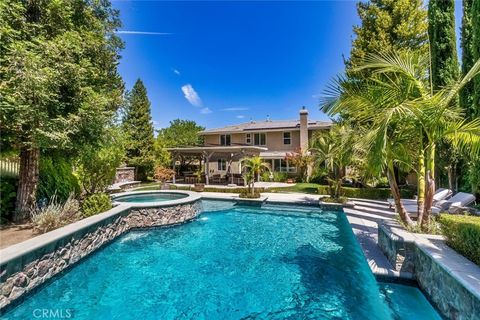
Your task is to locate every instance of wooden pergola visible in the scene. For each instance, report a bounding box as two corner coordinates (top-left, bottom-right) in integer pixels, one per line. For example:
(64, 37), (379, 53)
(167, 146), (267, 185)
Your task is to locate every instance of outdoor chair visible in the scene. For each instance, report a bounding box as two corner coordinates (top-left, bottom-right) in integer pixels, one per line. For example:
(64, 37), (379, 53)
(403, 192), (476, 216)
(388, 188), (452, 209)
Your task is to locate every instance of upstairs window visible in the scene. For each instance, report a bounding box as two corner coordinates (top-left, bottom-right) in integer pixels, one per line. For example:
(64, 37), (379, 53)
(283, 132), (291, 145)
(220, 134), (231, 146)
(254, 133), (266, 146)
(245, 133), (251, 144)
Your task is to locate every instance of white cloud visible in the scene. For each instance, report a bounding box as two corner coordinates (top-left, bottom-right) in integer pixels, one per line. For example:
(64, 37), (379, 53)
(221, 107), (249, 111)
(115, 31), (172, 35)
(200, 107), (212, 114)
(172, 69), (181, 75)
(312, 94), (321, 99)
(236, 115), (245, 119)
(181, 84), (203, 107)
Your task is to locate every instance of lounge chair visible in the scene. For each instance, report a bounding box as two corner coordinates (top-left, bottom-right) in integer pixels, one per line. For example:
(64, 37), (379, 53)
(388, 188), (452, 208)
(403, 192), (476, 216)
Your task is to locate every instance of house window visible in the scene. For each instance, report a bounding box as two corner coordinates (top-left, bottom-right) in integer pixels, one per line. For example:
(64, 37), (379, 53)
(217, 159), (227, 170)
(254, 133), (266, 146)
(245, 133), (251, 144)
(220, 134), (231, 146)
(273, 159), (297, 173)
(283, 132), (291, 145)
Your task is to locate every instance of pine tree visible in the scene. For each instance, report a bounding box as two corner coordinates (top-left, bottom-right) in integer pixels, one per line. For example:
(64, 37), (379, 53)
(348, 0), (428, 71)
(472, 0), (480, 117)
(428, 0), (460, 90)
(122, 79), (155, 180)
(460, 0), (475, 118)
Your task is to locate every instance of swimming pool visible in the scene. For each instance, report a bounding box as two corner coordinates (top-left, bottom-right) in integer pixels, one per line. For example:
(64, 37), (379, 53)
(2, 201), (441, 319)
(112, 192), (188, 203)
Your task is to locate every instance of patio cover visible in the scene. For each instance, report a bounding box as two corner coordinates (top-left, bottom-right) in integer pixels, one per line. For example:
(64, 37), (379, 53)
(167, 146), (268, 184)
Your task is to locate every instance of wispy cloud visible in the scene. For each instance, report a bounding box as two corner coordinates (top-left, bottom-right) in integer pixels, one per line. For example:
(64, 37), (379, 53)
(312, 94), (321, 99)
(172, 69), (181, 75)
(181, 84), (203, 107)
(221, 107), (249, 111)
(200, 107), (212, 114)
(115, 31), (172, 36)
(236, 115), (245, 119)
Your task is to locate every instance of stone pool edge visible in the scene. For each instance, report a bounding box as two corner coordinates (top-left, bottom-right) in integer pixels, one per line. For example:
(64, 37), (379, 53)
(378, 221), (480, 319)
(0, 191), (202, 310)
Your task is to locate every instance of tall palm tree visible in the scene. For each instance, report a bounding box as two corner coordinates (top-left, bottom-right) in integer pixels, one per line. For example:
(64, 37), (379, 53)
(322, 51), (480, 228)
(240, 156), (270, 196)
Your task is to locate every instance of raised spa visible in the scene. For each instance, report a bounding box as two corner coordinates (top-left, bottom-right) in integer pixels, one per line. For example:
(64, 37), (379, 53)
(112, 191), (189, 203)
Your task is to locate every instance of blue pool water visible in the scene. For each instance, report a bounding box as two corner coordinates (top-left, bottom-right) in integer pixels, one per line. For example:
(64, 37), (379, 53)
(2, 201), (441, 319)
(113, 192), (188, 203)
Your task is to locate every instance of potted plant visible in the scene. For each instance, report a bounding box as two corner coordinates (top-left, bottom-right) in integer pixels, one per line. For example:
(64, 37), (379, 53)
(193, 169), (205, 192)
(153, 166), (175, 190)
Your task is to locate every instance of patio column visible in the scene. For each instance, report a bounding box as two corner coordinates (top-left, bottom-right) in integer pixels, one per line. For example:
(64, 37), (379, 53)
(202, 151), (215, 185)
(172, 153), (176, 184)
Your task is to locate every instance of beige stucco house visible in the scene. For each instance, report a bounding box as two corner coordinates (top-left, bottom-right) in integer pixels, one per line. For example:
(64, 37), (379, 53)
(169, 107), (331, 185)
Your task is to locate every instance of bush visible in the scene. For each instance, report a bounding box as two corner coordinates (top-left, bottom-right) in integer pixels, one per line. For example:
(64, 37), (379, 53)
(38, 156), (80, 202)
(320, 196), (348, 204)
(0, 176), (17, 222)
(273, 172), (288, 182)
(239, 189), (261, 199)
(439, 215), (480, 266)
(31, 194), (81, 233)
(317, 185), (415, 200)
(82, 193), (112, 217)
(261, 171), (271, 182)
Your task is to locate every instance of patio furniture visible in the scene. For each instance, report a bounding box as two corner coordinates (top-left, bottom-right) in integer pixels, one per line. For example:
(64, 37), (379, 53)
(404, 192), (476, 216)
(211, 174), (226, 185)
(232, 174), (245, 186)
(387, 188), (452, 208)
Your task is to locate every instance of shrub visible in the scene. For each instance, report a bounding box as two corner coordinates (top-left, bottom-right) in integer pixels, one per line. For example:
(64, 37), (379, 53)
(273, 172), (288, 182)
(82, 193), (112, 217)
(439, 215), (480, 266)
(31, 194), (82, 233)
(317, 185), (415, 200)
(261, 171), (271, 182)
(239, 189), (261, 199)
(38, 156), (80, 202)
(0, 176), (17, 222)
(153, 166), (175, 182)
(320, 196), (348, 204)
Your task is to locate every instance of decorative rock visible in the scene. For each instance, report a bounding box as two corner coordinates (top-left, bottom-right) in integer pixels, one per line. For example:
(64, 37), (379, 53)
(1, 281), (13, 297)
(12, 273), (28, 288)
(37, 260), (52, 277)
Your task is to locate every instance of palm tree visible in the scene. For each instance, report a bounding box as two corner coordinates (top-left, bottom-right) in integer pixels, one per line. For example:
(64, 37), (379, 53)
(322, 51), (480, 228)
(310, 124), (355, 199)
(240, 156), (270, 196)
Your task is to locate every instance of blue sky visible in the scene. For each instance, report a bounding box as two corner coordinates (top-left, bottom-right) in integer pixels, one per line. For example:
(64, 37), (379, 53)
(113, 0), (463, 130)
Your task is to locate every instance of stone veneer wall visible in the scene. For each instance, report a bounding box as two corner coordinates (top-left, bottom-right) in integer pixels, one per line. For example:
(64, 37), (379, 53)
(414, 246), (480, 320)
(378, 222), (480, 320)
(114, 167), (135, 183)
(0, 200), (202, 310)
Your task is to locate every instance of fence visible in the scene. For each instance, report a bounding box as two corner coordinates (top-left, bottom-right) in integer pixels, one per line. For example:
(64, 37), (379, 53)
(0, 159), (20, 177)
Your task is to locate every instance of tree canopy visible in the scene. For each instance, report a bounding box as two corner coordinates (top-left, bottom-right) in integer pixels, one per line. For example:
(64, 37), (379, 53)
(122, 79), (155, 180)
(347, 0), (428, 73)
(157, 119), (205, 148)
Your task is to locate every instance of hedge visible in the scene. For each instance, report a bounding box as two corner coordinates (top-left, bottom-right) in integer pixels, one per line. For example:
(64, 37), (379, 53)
(439, 215), (480, 266)
(317, 185), (415, 200)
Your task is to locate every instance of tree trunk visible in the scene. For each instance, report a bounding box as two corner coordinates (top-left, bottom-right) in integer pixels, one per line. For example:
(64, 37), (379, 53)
(417, 137), (426, 224)
(15, 147), (40, 222)
(387, 161), (414, 227)
(423, 143), (436, 228)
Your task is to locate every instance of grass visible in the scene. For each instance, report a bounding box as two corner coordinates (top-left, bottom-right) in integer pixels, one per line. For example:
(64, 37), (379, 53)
(131, 182), (161, 191)
(269, 183), (321, 194)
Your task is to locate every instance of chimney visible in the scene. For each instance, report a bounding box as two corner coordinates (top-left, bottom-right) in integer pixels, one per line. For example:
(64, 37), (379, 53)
(299, 106), (308, 153)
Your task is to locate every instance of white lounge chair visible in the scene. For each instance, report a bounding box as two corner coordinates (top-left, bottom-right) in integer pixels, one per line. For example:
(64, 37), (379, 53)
(388, 188), (452, 208)
(403, 192), (476, 216)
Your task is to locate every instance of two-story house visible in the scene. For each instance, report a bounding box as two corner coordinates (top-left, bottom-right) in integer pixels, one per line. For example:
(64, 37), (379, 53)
(169, 107), (331, 185)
